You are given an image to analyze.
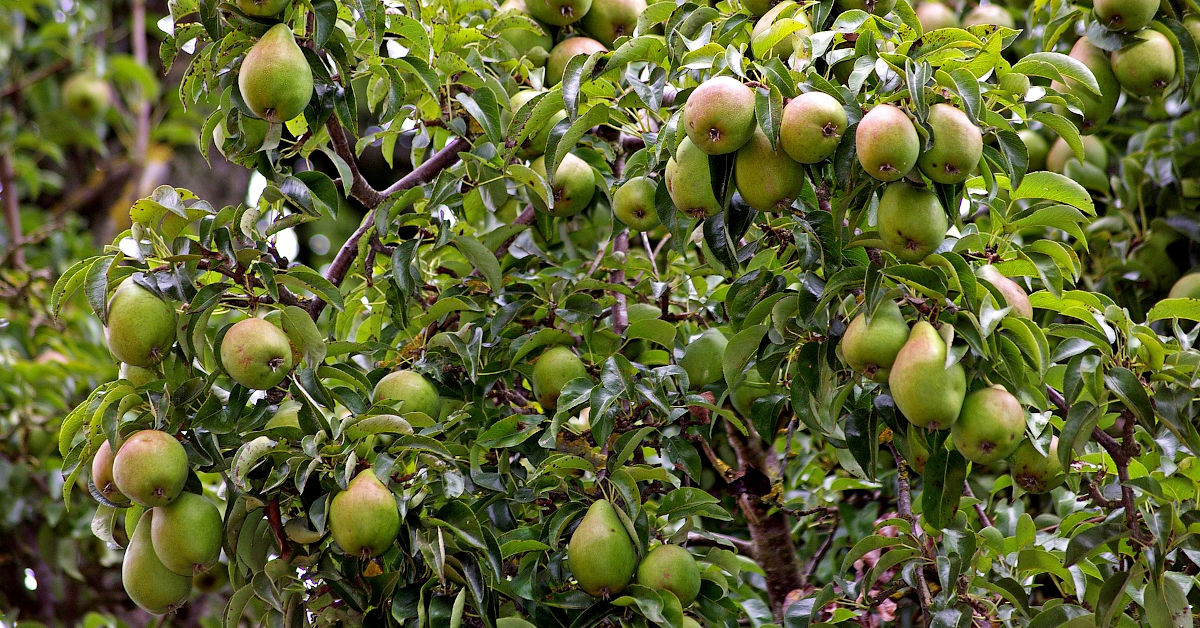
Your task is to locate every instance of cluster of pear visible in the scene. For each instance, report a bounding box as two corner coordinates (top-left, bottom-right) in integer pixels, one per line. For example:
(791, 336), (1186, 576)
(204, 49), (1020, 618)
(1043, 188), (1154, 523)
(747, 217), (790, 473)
(497, 0), (644, 78)
(567, 500), (702, 620)
(91, 430), (222, 614)
(838, 269), (1063, 493)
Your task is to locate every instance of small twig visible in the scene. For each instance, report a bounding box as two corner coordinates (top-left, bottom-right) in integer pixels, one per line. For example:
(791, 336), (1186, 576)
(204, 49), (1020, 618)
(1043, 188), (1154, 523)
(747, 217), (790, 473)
(495, 205), (535, 259)
(963, 481), (993, 529)
(802, 510), (839, 582)
(611, 230), (629, 335)
(641, 231), (659, 280)
(888, 443), (932, 614)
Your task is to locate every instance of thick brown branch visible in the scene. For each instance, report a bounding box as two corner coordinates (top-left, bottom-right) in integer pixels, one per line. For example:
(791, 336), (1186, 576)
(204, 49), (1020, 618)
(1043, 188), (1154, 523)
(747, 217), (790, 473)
(325, 117), (384, 209)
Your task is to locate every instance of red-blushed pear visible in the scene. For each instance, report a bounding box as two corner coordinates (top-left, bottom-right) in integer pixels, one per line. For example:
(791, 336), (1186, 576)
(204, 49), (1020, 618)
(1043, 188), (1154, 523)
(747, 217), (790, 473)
(917, 103), (982, 184)
(546, 37), (606, 86)
(373, 370), (442, 418)
(220, 318), (294, 390)
(734, 127), (807, 212)
(839, 300), (909, 383)
(951, 385), (1027, 464)
(237, 24), (313, 123)
(106, 279), (176, 367)
(666, 137), (723, 219)
(612, 177), (661, 231)
(92, 439), (128, 505)
(532, 345), (591, 409)
(526, 0), (592, 26)
(122, 510), (192, 615)
(636, 544), (701, 606)
(780, 91), (847, 164)
(856, 104), (919, 181)
(567, 499), (637, 596)
(978, 265), (1033, 318)
(1111, 30), (1176, 97)
(876, 182), (947, 263)
(151, 492), (223, 576)
(532, 152), (596, 217)
(329, 469), (400, 557)
(113, 430), (189, 508)
(1010, 437), (1063, 493)
(682, 76), (757, 155)
(887, 322), (967, 429)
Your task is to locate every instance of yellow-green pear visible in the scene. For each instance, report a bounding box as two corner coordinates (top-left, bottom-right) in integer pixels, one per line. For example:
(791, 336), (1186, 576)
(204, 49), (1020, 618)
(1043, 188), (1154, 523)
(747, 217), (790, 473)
(750, 2), (813, 60)
(978, 265), (1032, 318)
(840, 300), (909, 382)
(734, 128), (807, 212)
(151, 492), (223, 576)
(1046, 135), (1107, 173)
(1169, 273), (1200, 298)
(220, 318), (294, 390)
(613, 176), (661, 231)
(567, 499), (637, 596)
(238, 23), (314, 123)
(329, 469), (400, 556)
(546, 37), (607, 86)
(106, 279), (176, 367)
(113, 430), (189, 508)
(1010, 437), (1063, 493)
(856, 104), (919, 182)
(730, 368), (776, 417)
(580, 0), (647, 47)
(497, 619), (538, 628)
(532, 345), (591, 409)
(122, 510), (192, 615)
(666, 137), (723, 219)
(532, 153), (596, 217)
(962, 3), (1014, 27)
(235, 0), (290, 16)
(780, 91), (847, 164)
(887, 322), (966, 429)
(915, 1), (959, 31)
(876, 182), (947, 263)
(1018, 130), (1049, 171)
(951, 385), (1026, 464)
(636, 544), (701, 606)
(1094, 0), (1158, 31)
(374, 370), (442, 418)
(1110, 30), (1176, 97)
(119, 363), (156, 387)
(526, 0), (593, 25)
(62, 73), (111, 119)
(1050, 38), (1120, 134)
(917, 103), (982, 185)
(680, 328), (728, 389)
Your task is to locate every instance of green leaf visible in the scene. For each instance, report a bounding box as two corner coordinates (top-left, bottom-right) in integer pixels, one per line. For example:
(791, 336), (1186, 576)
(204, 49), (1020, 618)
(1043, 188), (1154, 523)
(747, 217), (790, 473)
(280, 305), (327, 367)
(1146, 298), (1200, 322)
(1011, 171), (1095, 215)
(922, 442), (967, 530)
(1103, 367), (1152, 427)
(1064, 521), (1128, 567)
(1011, 51), (1100, 95)
(451, 235), (503, 294)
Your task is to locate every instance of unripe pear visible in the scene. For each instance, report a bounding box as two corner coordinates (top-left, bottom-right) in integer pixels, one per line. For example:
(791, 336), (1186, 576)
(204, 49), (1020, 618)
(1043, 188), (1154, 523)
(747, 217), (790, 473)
(978, 265), (1032, 318)
(526, 0), (592, 25)
(237, 23), (313, 123)
(1010, 437), (1063, 493)
(750, 2), (813, 59)
(92, 439), (128, 505)
(122, 510), (192, 614)
(951, 385), (1026, 464)
(546, 37), (607, 86)
(1111, 30), (1176, 97)
(680, 328), (728, 389)
(1050, 38), (1120, 134)
(62, 73), (111, 119)
(1046, 135), (1107, 174)
(917, 104), (982, 184)
(567, 499), (637, 596)
(113, 430), (189, 508)
(374, 370), (442, 418)
(730, 368), (775, 417)
(963, 3), (1014, 28)
(683, 76), (757, 155)
(876, 182), (947, 263)
(742, 0), (775, 16)
(666, 137), (723, 218)
(532, 345), (590, 409)
(613, 177), (661, 231)
(509, 90), (566, 157)
(1187, 15), (1200, 45)
(120, 363), (157, 387)
(497, 619), (537, 628)
(1168, 273), (1200, 298)
(106, 279), (176, 367)
(636, 544), (701, 606)
(780, 91), (847, 164)
(887, 322), (967, 429)
(915, 1), (959, 31)
(840, 300), (909, 383)
(498, 0), (553, 66)
(856, 104), (919, 182)
(580, 0), (646, 46)
(1093, 0), (1159, 31)
(151, 492), (223, 575)
(220, 318), (293, 390)
(329, 469), (400, 556)
(1018, 130), (1049, 171)
(735, 128), (807, 212)
(682, 618), (702, 628)
(532, 153), (596, 217)
(835, 0), (897, 15)
(235, 0), (290, 16)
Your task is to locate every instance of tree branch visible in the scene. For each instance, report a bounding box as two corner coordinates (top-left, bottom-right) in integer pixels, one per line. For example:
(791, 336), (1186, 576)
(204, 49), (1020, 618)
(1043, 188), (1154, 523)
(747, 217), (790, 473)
(494, 205), (536, 259)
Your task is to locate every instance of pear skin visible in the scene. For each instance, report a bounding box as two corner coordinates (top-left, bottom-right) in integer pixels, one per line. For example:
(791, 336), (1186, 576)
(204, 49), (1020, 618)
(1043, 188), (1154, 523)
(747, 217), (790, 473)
(683, 76), (757, 155)
(680, 328), (728, 389)
(613, 176), (661, 231)
(951, 385), (1026, 464)
(1093, 0), (1158, 31)
(220, 318), (293, 390)
(545, 37), (606, 86)
(887, 321), (967, 429)
(1010, 437), (1063, 493)
(567, 499), (637, 596)
(636, 544), (701, 606)
(1168, 273), (1200, 299)
(840, 300), (909, 382)
(780, 91), (847, 164)
(532, 345), (591, 409)
(856, 104), (919, 181)
(915, 1), (959, 31)
(238, 23), (314, 123)
(876, 182), (947, 263)
(329, 470), (400, 556)
(1050, 38), (1120, 134)
(151, 492), (224, 576)
(580, 0), (647, 47)
(373, 370), (442, 419)
(106, 279), (176, 367)
(978, 265), (1033, 318)
(92, 439), (129, 505)
(113, 430), (189, 508)
(532, 153), (596, 217)
(734, 127), (807, 212)
(526, 0), (593, 26)
(666, 137), (723, 219)
(917, 104), (982, 185)
(122, 510), (192, 614)
(1111, 30), (1176, 97)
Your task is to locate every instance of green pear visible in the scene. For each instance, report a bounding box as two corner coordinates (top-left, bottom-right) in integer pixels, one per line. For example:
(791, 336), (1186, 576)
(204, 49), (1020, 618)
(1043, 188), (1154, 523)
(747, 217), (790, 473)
(916, 1), (959, 31)
(666, 137), (723, 218)
(962, 3), (1014, 27)
(580, 0), (646, 46)
(498, 0), (553, 66)
(1010, 437), (1063, 493)
(265, 400), (302, 429)
(1093, 0), (1159, 31)
(546, 37), (607, 86)
(840, 300), (909, 383)
(917, 103), (982, 184)
(742, 0), (775, 16)
(680, 328), (728, 389)
(106, 279), (176, 367)
(1187, 15), (1200, 45)
(567, 499), (637, 596)
(220, 318), (294, 390)
(526, 0), (592, 25)
(192, 565), (229, 592)
(780, 91), (847, 164)
(887, 321), (967, 429)
(497, 619), (537, 628)
(876, 182), (947, 263)
(731, 368), (775, 417)
(532, 345), (591, 408)
(123, 511), (192, 615)
(1169, 273), (1200, 298)
(1046, 135), (1107, 173)
(682, 76), (757, 155)
(509, 90), (566, 157)
(636, 544), (701, 606)
(612, 177), (661, 231)
(835, 0), (896, 15)
(978, 265), (1033, 318)
(1111, 30), (1176, 97)
(373, 370), (442, 419)
(238, 23), (313, 123)
(329, 469), (400, 556)
(750, 2), (813, 60)
(113, 430), (189, 508)
(62, 73), (111, 119)
(735, 128), (807, 212)
(532, 153), (596, 217)
(235, 0), (290, 16)
(682, 618), (702, 628)
(856, 104), (919, 182)
(951, 385), (1026, 464)
(1050, 38), (1120, 134)
(119, 363), (156, 387)
(1018, 130), (1049, 171)
(92, 439), (128, 505)
(151, 492), (223, 576)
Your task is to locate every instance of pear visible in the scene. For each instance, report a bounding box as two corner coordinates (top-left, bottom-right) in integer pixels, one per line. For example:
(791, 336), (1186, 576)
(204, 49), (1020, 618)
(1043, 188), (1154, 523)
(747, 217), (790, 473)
(613, 177), (661, 231)
(978, 265), (1032, 318)
(373, 370), (442, 418)
(1050, 38), (1120, 134)
(92, 439), (128, 505)
(742, 0), (775, 16)
(1093, 0), (1159, 31)
(498, 0), (553, 66)
(915, 1), (959, 31)
(235, 0), (290, 16)
(113, 430), (189, 508)
(735, 128), (807, 212)
(780, 91), (847, 164)
(192, 565), (229, 592)
(887, 321), (967, 429)
(683, 76), (757, 155)
(962, 3), (1014, 27)
(856, 104), (919, 182)
(123, 511), (192, 614)
(62, 73), (111, 119)
(1018, 130), (1049, 171)
(731, 368), (775, 417)
(750, 2), (813, 60)
(1111, 30), (1176, 97)
(546, 37), (607, 86)
(682, 618), (702, 628)
(329, 469), (400, 556)
(636, 544), (701, 606)
(1046, 135), (1107, 173)
(835, 0), (896, 15)
(532, 153), (596, 217)
(532, 345), (591, 409)
(917, 104), (982, 185)
(119, 363), (157, 387)
(1187, 15), (1200, 45)
(666, 138), (723, 219)
(151, 492), (223, 576)
(567, 499), (637, 596)
(951, 385), (1026, 464)
(526, 0), (592, 25)
(509, 90), (566, 157)
(1169, 273), (1200, 298)
(238, 23), (314, 123)
(580, 0), (646, 47)
(220, 318), (293, 390)
(106, 279), (176, 367)
(840, 300), (909, 383)
(497, 619), (537, 628)
(876, 182), (947, 263)
(680, 328), (728, 389)
(1010, 437), (1063, 493)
